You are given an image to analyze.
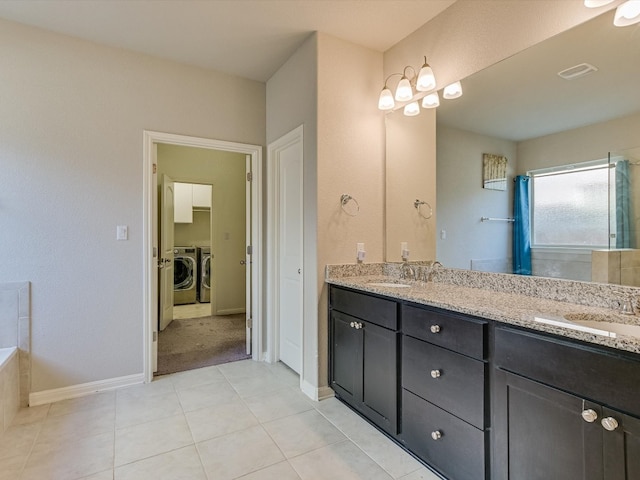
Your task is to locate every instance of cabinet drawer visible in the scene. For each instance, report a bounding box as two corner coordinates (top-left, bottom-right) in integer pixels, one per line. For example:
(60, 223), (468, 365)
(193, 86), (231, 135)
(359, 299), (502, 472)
(402, 390), (486, 480)
(331, 287), (397, 330)
(403, 336), (486, 429)
(402, 304), (486, 359)
(495, 327), (640, 418)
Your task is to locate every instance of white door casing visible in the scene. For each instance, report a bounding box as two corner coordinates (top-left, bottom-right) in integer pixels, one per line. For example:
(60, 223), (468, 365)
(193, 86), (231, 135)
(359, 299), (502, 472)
(267, 125), (304, 375)
(159, 174), (175, 332)
(245, 155), (252, 355)
(151, 144), (159, 373)
(143, 131), (263, 383)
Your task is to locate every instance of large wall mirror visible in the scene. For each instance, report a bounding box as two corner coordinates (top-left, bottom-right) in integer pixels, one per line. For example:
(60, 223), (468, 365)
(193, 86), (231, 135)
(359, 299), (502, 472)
(386, 9), (640, 285)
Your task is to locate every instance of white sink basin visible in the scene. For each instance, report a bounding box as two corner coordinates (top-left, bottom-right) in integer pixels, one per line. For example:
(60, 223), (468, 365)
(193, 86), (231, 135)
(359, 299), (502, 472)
(367, 282), (411, 288)
(534, 314), (640, 339)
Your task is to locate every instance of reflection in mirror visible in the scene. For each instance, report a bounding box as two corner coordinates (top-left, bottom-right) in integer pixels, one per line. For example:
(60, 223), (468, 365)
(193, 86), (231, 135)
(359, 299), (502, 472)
(430, 9), (640, 284)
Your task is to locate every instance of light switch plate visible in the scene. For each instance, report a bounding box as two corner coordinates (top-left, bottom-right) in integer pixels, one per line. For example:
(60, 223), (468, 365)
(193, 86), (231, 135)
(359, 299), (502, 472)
(117, 225), (128, 240)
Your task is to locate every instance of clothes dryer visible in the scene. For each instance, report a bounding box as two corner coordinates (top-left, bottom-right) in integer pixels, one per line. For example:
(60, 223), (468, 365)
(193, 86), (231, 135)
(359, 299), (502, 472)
(173, 246), (197, 305)
(197, 246), (211, 303)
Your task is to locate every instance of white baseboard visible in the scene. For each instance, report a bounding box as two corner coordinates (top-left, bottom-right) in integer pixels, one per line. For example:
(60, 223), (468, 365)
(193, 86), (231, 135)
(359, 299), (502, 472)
(300, 379), (335, 401)
(29, 373), (145, 406)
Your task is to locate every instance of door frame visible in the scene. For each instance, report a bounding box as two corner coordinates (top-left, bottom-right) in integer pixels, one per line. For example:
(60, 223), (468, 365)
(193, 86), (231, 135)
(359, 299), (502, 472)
(143, 130), (262, 383)
(266, 125), (304, 374)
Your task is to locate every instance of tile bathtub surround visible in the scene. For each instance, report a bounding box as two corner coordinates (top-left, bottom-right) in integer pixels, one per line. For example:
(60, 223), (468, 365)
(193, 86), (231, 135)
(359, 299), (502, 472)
(1, 349), (20, 434)
(327, 262), (640, 310)
(0, 282), (31, 407)
(0, 360), (441, 480)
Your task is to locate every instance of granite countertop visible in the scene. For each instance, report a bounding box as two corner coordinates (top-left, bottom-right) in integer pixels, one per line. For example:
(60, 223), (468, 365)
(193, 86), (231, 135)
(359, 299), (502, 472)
(327, 273), (640, 355)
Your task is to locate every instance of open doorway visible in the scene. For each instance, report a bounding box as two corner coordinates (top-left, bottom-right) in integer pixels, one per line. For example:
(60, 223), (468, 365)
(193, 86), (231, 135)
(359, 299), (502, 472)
(143, 131), (262, 383)
(156, 144), (248, 375)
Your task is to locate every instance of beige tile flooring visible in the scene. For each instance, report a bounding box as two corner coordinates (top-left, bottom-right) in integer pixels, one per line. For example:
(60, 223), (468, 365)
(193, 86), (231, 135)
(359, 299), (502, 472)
(0, 360), (441, 480)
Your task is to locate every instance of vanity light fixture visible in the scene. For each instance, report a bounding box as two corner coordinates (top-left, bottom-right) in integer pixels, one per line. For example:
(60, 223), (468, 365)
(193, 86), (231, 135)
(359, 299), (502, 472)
(404, 101), (421, 116)
(378, 56), (438, 116)
(584, 0), (614, 7)
(614, 0), (640, 26)
(443, 81), (463, 99)
(584, 0), (640, 26)
(422, 92), (440, 108)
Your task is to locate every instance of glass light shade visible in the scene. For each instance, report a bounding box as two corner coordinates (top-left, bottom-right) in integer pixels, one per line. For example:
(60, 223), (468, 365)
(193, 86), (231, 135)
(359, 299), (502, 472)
(378, 87), (395, 110)
(395, 77), (413, 102)
(443, 81), (463, 99)
(614, 1), (640, 26)
(403, 101), (420, 116)
(416, 64), (436, 92)
(584, 0), (615, 7)
(422, 92), (440, 108)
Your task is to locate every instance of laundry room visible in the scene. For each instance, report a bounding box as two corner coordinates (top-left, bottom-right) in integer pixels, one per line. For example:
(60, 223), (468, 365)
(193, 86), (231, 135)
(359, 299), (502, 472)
(156, 143), (249, 375)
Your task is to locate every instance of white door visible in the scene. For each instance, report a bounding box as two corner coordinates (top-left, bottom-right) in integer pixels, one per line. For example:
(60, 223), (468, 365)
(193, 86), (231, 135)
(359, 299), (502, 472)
(245, 156), (252, 355)
(278, 137), (303, 373)
(159, 174), (175, 331)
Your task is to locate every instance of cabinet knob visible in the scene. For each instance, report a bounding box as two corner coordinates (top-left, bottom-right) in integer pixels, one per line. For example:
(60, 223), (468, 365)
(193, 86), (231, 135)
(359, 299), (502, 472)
(430, 325), (441, 334)
(601, 417), (619, 431)
(355, 322), (363, 329)
(350, 322), (356, 328)
(431, 430), (443, 440)
(430, 369), (442, 379)
(581, 409), (598, 423)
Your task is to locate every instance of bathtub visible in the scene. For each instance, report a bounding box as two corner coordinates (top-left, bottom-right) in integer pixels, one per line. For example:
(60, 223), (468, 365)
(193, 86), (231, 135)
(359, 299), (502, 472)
(0, 346), (20, 433)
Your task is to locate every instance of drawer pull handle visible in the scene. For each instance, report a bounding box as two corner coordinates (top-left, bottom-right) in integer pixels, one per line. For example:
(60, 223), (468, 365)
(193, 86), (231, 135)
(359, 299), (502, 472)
(431, 430), (443, 440)
(430, 325), (441, 334)
(601, 417), (619, 431)
(430, 369), (442, 379)
(581, 409), (598, 423)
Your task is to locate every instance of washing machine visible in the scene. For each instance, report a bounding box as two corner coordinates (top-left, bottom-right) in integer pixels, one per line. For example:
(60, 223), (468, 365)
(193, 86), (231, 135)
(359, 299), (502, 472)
(197, 246), (211, 303)
(173, 246), (197, 305)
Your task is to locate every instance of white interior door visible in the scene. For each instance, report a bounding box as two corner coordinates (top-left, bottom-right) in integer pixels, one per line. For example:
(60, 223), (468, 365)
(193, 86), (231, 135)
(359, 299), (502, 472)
(245, 155), (252, 355)
(160, 174), (175, 331)
(278, 139), (303, 374)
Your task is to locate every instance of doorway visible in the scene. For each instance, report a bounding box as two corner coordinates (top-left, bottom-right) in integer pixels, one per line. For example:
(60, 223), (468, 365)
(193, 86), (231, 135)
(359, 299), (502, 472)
(143, 131), (262, 383)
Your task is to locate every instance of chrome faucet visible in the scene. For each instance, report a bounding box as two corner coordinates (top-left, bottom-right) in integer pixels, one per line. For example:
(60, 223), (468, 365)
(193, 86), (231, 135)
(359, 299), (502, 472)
(400, 262), (416, 281)
(421, 261), (442, 283)
(617, 295), (636, 315)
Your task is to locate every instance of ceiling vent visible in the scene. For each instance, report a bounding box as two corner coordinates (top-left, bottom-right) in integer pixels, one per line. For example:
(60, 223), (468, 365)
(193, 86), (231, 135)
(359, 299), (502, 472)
(557, 63), (598, 80)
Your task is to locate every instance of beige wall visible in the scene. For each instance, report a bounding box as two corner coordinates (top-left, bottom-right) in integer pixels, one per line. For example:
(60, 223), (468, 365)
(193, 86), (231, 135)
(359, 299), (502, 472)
(436, 126), (517, 271)
(157, 145), (246, 315)
(0, 18), (264, 394)
(317, 33), (385, 393)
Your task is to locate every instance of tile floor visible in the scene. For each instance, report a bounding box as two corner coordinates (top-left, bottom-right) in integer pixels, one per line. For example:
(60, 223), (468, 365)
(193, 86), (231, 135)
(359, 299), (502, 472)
(0, 360), (442, 480)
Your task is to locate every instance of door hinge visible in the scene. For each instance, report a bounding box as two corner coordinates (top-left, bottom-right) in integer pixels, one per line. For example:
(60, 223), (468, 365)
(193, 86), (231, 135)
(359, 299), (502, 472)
(153, 331), (157, 342)
(247, 172), (252, 182)
(246, 317), (253, 329)
(153, 247), (158, 258)
(153, 163), (157, 174)
(246, 245), (252, 255)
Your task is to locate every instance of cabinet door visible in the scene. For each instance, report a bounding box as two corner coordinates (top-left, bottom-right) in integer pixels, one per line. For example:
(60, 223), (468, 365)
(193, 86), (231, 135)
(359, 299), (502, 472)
(362, 321), (398, 434)
(173, 182), (193, 223)
(192, 184), (212, 208)
(330, 311), (362, 406)
(603, 407), (640, 480)
(492, 369), (603, 480)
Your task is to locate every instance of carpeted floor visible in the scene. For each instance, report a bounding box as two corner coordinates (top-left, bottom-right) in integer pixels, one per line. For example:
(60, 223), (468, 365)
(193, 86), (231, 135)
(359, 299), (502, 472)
(157, 313), (250, 375)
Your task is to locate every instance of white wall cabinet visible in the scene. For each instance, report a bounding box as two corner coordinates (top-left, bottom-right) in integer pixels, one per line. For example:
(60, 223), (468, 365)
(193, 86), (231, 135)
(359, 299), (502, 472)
(192, 184), (212, 208)
(174, 182), (193, 223)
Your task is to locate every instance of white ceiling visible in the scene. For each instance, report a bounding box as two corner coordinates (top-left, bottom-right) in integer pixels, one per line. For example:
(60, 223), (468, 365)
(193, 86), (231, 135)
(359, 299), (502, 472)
(0, 0), (456, 82)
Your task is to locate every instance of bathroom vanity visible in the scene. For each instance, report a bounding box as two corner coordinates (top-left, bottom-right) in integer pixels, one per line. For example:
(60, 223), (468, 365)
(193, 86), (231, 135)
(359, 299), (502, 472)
(327, 265), (640, 480)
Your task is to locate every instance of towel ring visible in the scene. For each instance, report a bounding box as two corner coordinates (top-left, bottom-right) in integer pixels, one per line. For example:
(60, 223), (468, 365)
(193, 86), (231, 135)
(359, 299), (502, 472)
(414, 199), (432, 219)
(340, 194), (360, 217)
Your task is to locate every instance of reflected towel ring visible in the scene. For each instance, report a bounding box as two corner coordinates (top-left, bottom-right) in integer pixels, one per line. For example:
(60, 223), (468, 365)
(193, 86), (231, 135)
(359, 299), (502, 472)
(414, 199), (432, 219)
(340, 194), (360, 216)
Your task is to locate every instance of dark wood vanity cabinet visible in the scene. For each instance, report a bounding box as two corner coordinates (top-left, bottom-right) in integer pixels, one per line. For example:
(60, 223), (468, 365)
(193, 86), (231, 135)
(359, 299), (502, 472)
(329, 287), (399, 435)
(401, 304), (489, 480)
(493, 327), (640, 480)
